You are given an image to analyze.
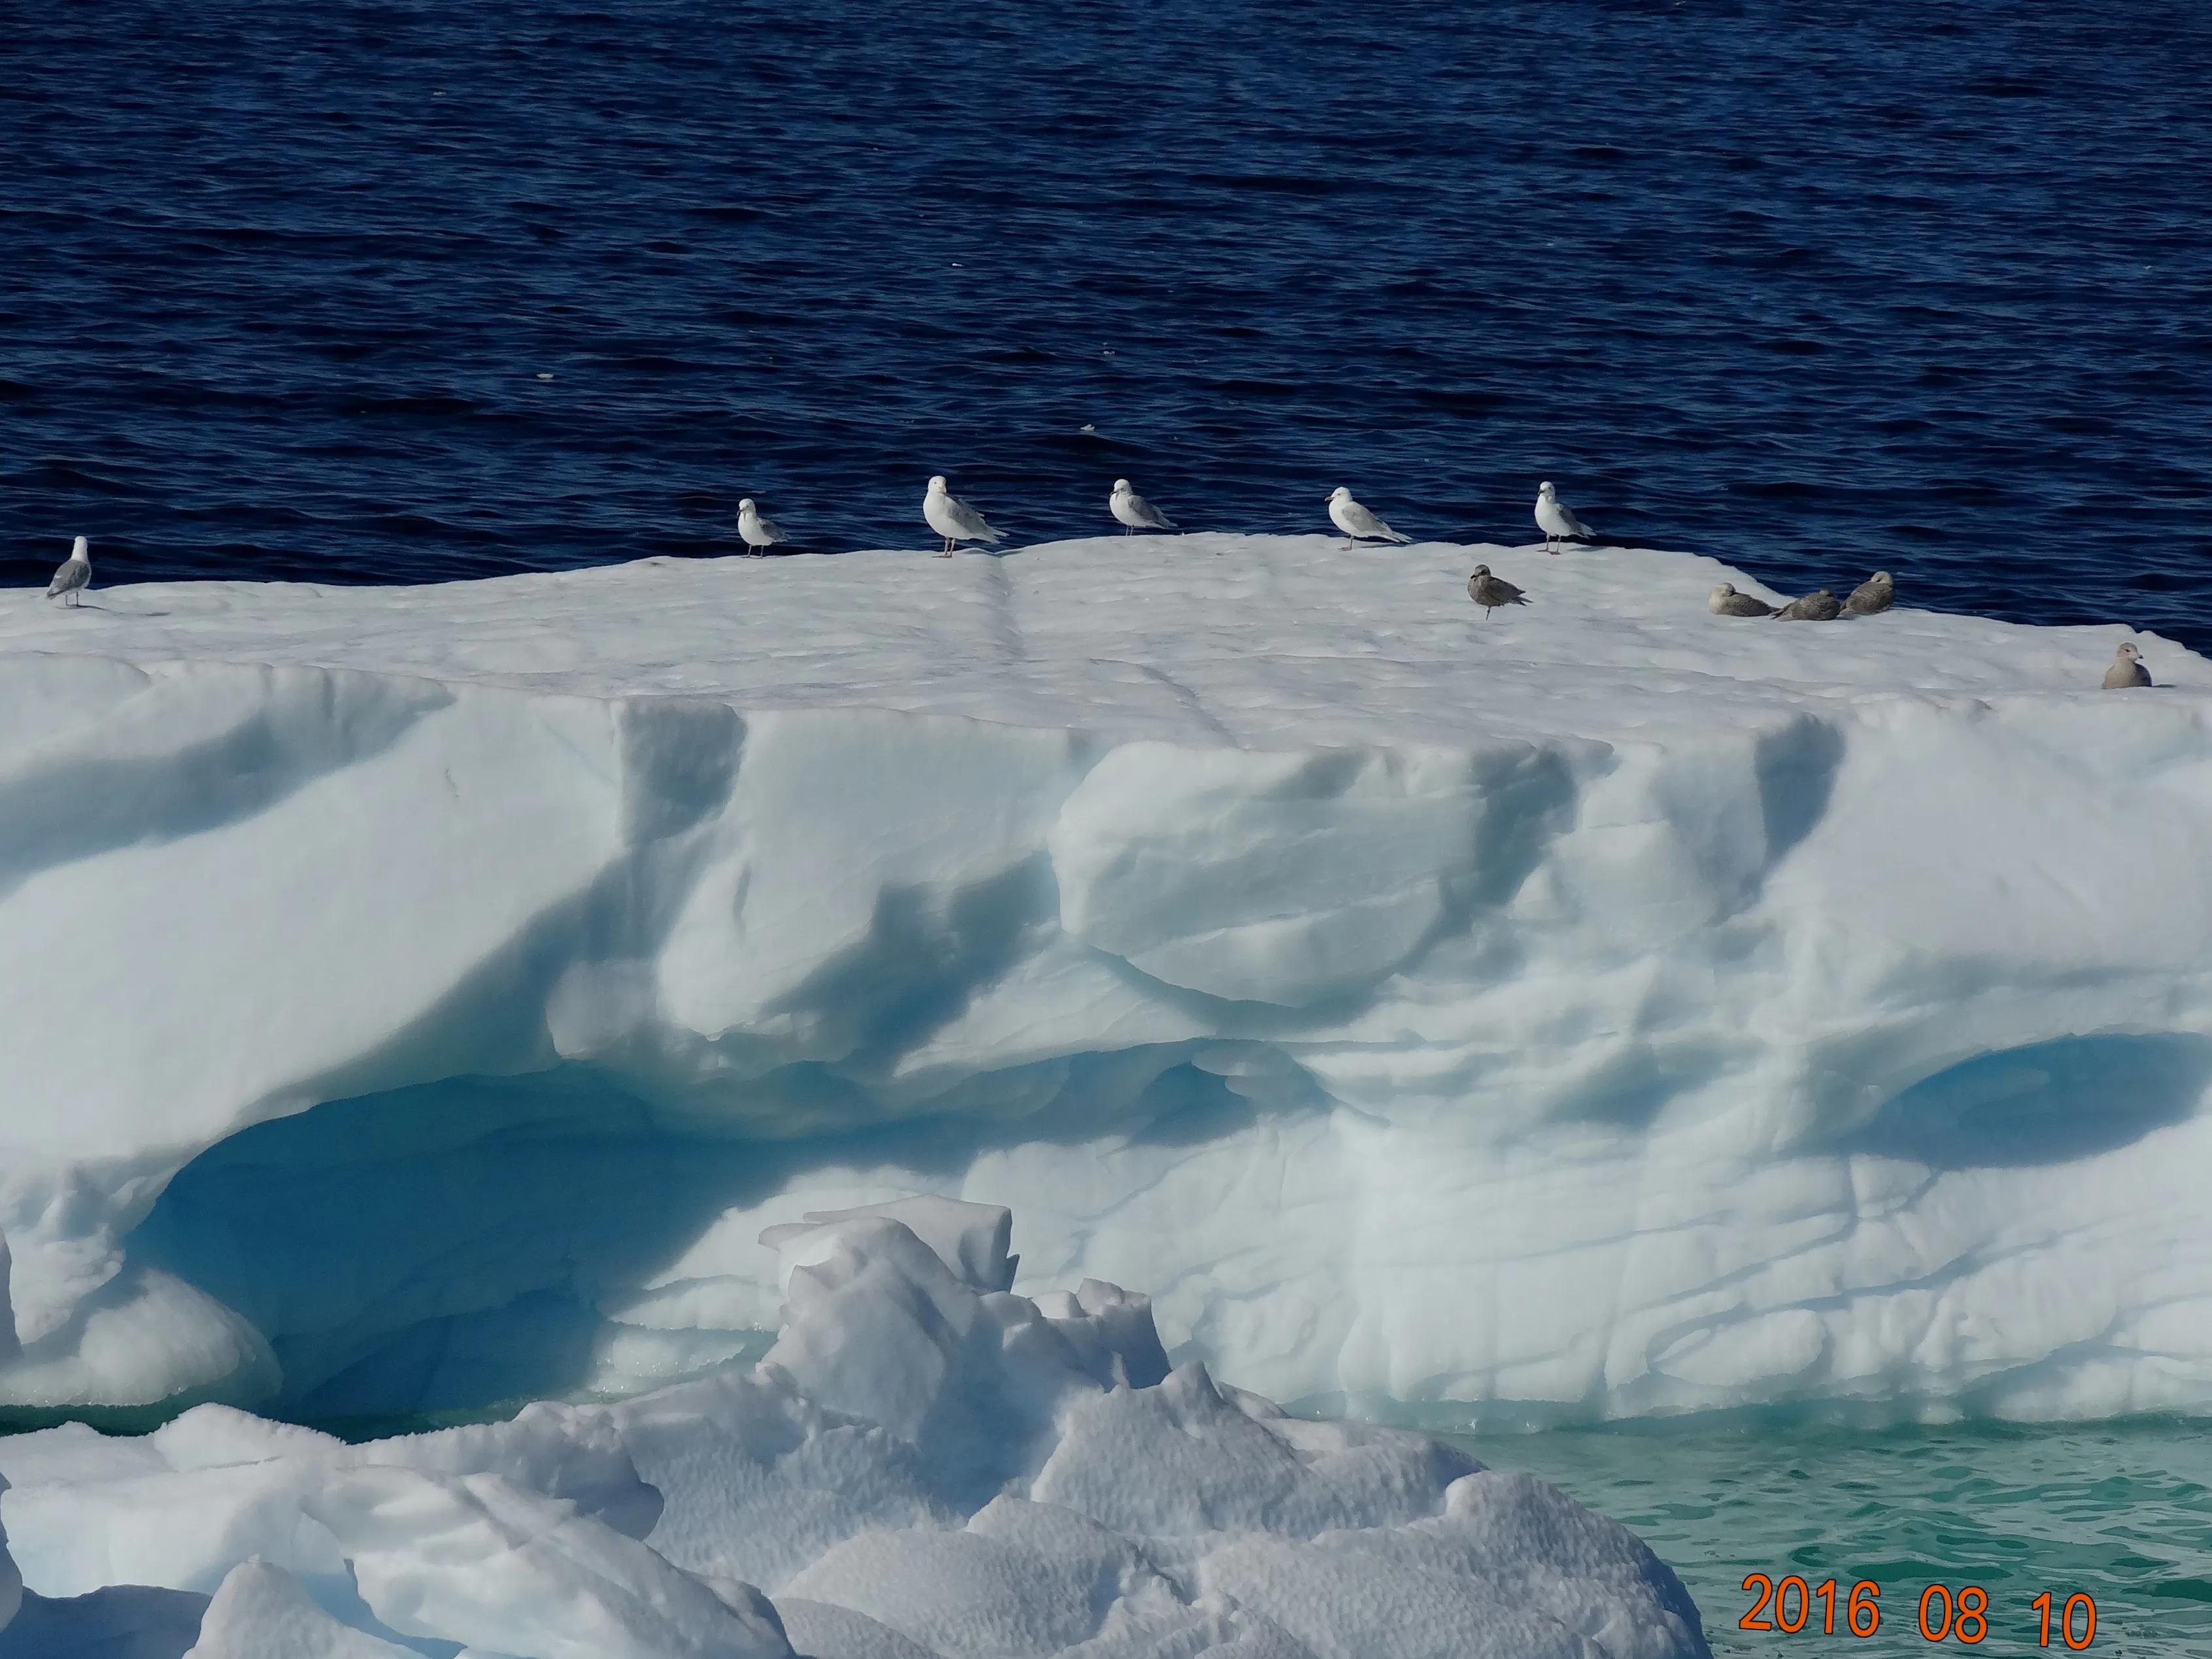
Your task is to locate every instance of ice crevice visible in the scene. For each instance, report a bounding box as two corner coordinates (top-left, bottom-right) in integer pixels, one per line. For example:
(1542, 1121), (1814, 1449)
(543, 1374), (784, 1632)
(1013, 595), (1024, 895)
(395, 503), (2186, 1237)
(2, 535), (2211, 1427)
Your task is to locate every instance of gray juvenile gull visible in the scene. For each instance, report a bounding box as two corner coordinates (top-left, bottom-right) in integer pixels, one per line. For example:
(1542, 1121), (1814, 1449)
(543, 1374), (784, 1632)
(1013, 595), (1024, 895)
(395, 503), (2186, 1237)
(1327, 486), (1410, 548)
(1468, 565), (1527, 618)
(1773, 589), (1842, 621)
(1535, 481), (1597, 554)
(1708, 582), (1774, 617)
(2103, 641), (2152, 689)
(1843, 571), (1895, 616)
(924, 475), (1003, 558)
(1110, 478), (1178, 534)
(736, 498), (788, 556)
(46, 536), (90, 607)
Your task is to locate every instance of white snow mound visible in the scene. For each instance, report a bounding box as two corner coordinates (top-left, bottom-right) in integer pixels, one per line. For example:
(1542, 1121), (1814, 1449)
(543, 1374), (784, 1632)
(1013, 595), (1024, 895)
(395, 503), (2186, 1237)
(1, 535), (2209, 1424)
(0, 1201), (1709, 1658)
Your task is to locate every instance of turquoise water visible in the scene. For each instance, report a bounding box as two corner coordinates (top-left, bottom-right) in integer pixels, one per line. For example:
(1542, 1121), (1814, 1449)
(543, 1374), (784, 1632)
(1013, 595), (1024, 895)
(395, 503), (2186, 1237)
(1450, 1418), (2212, 1657)
(8, 1404), (2207, 1653)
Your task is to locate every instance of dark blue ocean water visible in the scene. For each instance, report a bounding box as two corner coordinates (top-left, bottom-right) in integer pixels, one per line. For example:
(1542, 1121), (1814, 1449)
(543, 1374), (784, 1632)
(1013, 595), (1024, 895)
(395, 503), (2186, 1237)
(5, 0), (2211, 651)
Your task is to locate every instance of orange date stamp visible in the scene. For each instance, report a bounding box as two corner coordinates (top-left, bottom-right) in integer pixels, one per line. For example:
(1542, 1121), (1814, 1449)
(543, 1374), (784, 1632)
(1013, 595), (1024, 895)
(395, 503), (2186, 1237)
(1740, 1575), (2099, 1648)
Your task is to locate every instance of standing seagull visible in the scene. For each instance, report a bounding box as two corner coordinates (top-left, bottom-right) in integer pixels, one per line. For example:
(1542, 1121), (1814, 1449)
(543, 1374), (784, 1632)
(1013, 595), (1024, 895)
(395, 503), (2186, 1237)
(1468, 565), (1526, 618)
(1843, 571), (1896, 616)
(736, 498), (789, 556)
(923, 475), (1003, 558)
(1708, 582), (1775, 616)
(1534, 481), (1597, 554)
(2103, 641), (2152, 689)
(1327, 487), (1410, 549)
(1110, 478), (1178, 535)
(46, 536), (90, 607)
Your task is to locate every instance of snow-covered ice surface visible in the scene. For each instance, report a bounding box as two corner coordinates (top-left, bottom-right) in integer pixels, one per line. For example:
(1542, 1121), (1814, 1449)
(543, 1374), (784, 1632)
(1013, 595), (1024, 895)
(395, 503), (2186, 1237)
(0, 1199), (1710, 1658)
(2, 534), (2210, 1429)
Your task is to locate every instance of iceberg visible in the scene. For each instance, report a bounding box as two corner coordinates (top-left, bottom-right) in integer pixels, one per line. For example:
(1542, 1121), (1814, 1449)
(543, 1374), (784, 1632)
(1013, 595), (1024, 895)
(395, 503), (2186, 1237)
(1, 1475), (16, 1632)
(0, 1199), (1710, 1657)
(1, 535), (2209, 1429)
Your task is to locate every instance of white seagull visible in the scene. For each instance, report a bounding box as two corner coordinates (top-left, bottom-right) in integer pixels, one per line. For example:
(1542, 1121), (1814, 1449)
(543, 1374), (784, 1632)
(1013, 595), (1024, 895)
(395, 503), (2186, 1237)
(1535, 481), (1597, 554)
(736, 498), (788, 556)
(924, 475), (1003, 558)
(1327, 486), (1409, 548)
(2103, 641), (2152, 690)
(46, 536), (91, 607)
(1110, 478), (1178, 534)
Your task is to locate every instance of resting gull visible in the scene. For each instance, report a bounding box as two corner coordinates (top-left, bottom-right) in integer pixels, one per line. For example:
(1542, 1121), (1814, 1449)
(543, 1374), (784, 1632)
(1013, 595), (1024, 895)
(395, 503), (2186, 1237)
(1327, 486), (1409, 548)
(924, 475), (1003, 558)
(46, 536), (90, 607)
(1773, 588), (1841, 621)
(1468, 565), (1527, 618)
(736, 498), (788, 556)
(2103, 641), (2152, 689)
(1708, 582), (1774, 616)
(1843, 571), (1895, 616)
(1110, 478), (1178, 534)
(1535, 481), (1596, 554)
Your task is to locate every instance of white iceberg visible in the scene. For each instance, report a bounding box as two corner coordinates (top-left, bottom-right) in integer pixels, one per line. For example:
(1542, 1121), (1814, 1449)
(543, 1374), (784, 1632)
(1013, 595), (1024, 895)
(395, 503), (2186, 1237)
(0, 1200), (1709, 1657)
(182, 1560), (417, 1658)
(0, 535), (2208, 1428)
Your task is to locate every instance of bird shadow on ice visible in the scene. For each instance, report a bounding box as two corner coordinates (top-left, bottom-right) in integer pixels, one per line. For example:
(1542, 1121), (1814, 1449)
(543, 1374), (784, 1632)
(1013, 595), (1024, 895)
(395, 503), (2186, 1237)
(1837, 1032), (2212, 1170)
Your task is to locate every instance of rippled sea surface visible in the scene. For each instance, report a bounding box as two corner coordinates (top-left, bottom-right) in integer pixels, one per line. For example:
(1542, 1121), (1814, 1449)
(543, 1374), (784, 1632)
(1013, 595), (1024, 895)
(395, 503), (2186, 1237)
(5, 1), (2211, 648)
(1454, 1418), (2212, 1657)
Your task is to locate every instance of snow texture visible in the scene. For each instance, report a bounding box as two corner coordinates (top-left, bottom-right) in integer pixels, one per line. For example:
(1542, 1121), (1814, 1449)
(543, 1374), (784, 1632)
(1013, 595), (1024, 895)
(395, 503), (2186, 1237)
(182, 1561), (416, 1658)
(1, 535), (2210, 1427)
(0, 1201), (1709, 1658)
